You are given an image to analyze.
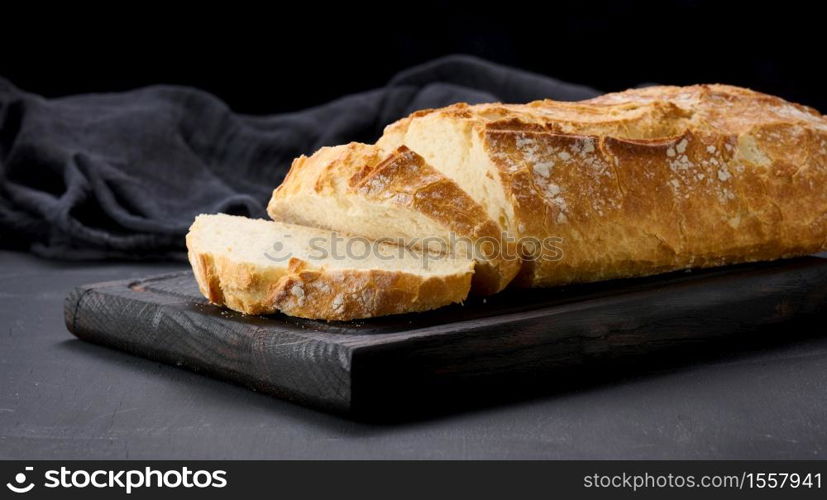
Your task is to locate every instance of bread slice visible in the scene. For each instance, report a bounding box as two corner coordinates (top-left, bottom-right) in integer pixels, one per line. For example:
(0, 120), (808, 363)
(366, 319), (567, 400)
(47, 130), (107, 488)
(376, 84), (827, 287)
(267, 142), (520, 295)
(186, 214), (474, 320)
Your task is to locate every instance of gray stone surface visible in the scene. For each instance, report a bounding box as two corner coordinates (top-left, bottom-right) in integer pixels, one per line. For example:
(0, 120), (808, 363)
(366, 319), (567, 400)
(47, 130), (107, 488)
(1, 250), (825, 459)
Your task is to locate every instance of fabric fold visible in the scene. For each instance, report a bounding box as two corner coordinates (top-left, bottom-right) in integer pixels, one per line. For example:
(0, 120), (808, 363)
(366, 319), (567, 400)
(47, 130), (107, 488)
(0, 55), (600, 259)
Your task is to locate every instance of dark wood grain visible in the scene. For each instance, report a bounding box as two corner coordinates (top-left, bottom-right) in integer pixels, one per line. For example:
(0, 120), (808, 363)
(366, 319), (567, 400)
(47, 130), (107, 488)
(64, 256), (827, 418)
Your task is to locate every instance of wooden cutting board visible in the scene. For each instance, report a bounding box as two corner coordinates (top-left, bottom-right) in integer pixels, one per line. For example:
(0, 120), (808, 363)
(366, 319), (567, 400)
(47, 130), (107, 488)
(65, 256), (827, 419)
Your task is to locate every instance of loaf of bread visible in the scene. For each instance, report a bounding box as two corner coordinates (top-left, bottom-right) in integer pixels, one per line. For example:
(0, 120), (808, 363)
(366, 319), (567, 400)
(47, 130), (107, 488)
(187, 214), (473, 320)
(373, 84), (827, 286)
(190, 84), (827, 319)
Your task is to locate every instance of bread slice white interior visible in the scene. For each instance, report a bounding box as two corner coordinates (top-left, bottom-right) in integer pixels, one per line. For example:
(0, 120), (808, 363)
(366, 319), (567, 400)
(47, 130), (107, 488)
(186, 214), (474, 320)
(377, 111), (517, 234)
